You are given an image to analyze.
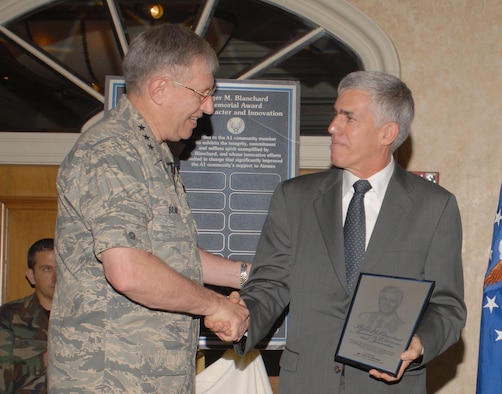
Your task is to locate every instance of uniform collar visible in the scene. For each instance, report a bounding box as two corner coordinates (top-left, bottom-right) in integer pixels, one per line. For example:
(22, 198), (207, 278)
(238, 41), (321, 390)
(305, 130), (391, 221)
(119, 95), (176, 166)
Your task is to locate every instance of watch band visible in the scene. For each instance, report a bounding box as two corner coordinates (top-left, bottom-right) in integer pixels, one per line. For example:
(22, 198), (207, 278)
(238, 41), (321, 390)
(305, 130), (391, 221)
(240, 263), (248, 287)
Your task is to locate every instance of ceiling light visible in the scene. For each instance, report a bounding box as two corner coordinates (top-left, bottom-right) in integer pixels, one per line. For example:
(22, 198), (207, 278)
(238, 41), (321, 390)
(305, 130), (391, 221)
(150, 5), (164, 19)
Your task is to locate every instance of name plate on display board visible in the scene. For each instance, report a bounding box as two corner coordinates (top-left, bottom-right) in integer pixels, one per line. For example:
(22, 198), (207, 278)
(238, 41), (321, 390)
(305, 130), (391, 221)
(105, 77), (300, 350)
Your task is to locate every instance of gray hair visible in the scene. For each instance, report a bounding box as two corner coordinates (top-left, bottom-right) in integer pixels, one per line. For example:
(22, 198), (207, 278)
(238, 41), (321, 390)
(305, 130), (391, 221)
(338, 71), (414, 152)
(122, 24), (218, 93)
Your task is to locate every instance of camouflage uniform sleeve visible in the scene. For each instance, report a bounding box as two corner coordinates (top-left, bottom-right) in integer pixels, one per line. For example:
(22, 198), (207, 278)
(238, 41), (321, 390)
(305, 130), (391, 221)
(79, 137), (153, 259)
(0, 320), (46, 392)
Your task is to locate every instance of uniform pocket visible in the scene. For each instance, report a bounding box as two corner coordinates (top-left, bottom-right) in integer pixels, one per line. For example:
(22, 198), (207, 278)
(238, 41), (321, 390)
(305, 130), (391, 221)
(139, 350), (190, 376)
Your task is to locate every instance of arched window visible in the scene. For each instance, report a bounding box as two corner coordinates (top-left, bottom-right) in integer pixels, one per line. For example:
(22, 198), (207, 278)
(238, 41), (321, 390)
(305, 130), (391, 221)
(0, 0), (398, 167)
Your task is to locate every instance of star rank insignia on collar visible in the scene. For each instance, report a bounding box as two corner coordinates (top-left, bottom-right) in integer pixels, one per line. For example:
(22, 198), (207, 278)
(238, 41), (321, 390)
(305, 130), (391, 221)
(142, 132), (153, 149)
(138, 124), (146, 131)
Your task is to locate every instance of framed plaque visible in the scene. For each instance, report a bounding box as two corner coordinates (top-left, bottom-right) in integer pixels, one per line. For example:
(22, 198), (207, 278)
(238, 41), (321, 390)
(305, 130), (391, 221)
(335, 273), (434, 376)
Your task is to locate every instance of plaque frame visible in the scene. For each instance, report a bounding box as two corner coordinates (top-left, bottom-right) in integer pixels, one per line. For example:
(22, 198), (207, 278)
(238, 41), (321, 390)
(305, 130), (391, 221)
(335, 273), (434, 376)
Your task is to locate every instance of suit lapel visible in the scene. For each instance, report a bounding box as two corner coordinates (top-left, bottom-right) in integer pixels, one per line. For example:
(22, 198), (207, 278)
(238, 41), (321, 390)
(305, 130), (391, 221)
(314, 170), (347, 289)
(312, 166), (415, 290)
(363, 165), (414, 271)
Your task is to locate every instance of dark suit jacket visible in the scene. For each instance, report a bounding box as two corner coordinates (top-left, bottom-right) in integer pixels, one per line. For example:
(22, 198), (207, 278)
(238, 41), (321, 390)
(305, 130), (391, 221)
(236, 164), (466, 394)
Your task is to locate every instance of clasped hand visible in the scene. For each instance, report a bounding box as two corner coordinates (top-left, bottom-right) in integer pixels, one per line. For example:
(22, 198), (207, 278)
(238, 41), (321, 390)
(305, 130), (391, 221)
(204, 291), (249, 342)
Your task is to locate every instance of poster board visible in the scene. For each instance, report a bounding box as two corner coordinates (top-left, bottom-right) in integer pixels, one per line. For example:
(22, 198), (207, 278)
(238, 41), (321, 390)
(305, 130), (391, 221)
(105, 76), (299, 349)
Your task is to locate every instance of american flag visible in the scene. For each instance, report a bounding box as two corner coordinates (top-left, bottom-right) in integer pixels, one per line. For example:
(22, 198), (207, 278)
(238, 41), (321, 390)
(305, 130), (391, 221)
(477, 182), (502, 393)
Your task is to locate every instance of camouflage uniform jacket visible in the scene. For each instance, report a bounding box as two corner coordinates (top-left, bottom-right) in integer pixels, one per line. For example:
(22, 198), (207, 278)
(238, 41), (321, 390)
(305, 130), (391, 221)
(0, 293), (49, 393)
(48, 95), (202, 393)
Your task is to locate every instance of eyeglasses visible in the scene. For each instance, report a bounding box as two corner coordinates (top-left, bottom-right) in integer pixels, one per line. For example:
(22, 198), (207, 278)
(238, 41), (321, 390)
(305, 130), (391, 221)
(162, 77), (216, 103)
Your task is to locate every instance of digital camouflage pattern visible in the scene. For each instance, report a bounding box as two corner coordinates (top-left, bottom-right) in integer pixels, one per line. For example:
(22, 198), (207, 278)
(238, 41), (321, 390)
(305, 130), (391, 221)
(0, 293), (49, 393)
(48, 95), (202, 393)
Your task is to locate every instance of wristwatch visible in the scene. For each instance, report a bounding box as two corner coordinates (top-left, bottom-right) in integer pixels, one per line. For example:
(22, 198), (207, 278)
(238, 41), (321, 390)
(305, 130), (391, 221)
(240, 263), (249, 287)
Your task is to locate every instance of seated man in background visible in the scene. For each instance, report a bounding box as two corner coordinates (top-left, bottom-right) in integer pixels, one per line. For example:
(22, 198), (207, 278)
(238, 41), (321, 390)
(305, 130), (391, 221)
(0, 238), (56, 393)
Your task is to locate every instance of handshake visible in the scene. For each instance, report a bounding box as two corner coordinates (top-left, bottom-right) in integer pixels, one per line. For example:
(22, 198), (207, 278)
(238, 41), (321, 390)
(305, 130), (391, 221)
(204, 291), (249, 343)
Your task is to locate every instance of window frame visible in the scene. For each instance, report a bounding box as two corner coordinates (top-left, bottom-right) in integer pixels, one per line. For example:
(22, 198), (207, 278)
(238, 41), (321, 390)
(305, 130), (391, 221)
(0, 0), (399, 169)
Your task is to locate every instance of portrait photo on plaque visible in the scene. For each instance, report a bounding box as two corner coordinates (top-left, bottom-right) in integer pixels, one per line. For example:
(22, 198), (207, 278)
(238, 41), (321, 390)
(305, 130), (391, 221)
(335, 273), (434, 376)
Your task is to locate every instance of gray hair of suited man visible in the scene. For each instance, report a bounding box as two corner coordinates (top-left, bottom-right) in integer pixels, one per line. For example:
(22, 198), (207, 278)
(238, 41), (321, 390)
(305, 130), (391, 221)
(122, 23), (219, 94)
(338, 71), (415, 153)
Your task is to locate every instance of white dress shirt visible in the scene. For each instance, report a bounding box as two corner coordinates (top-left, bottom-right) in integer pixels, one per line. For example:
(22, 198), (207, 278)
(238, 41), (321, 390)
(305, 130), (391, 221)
(342, 157), (395, 248)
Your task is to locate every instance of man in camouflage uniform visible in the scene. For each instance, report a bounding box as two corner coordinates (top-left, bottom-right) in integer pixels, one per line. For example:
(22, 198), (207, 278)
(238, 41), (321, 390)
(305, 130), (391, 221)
(0, 238), (56, 393)
(48, 24), (249, 393)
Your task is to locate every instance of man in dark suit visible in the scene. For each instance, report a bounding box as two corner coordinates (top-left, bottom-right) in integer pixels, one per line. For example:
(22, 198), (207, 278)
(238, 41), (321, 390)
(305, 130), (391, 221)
(211, 71), (466, 393)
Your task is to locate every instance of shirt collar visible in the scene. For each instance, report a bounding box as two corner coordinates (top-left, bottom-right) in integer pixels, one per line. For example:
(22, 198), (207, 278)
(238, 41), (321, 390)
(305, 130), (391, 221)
(343, 156), (395, 201)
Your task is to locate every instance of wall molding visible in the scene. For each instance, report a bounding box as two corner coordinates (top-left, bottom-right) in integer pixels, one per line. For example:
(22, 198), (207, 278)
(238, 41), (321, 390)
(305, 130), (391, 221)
(0, 132), (332, 169)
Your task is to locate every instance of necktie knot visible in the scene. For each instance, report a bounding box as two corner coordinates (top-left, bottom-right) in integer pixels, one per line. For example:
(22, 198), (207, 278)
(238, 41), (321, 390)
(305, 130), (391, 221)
(353, 179), (372, 195)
